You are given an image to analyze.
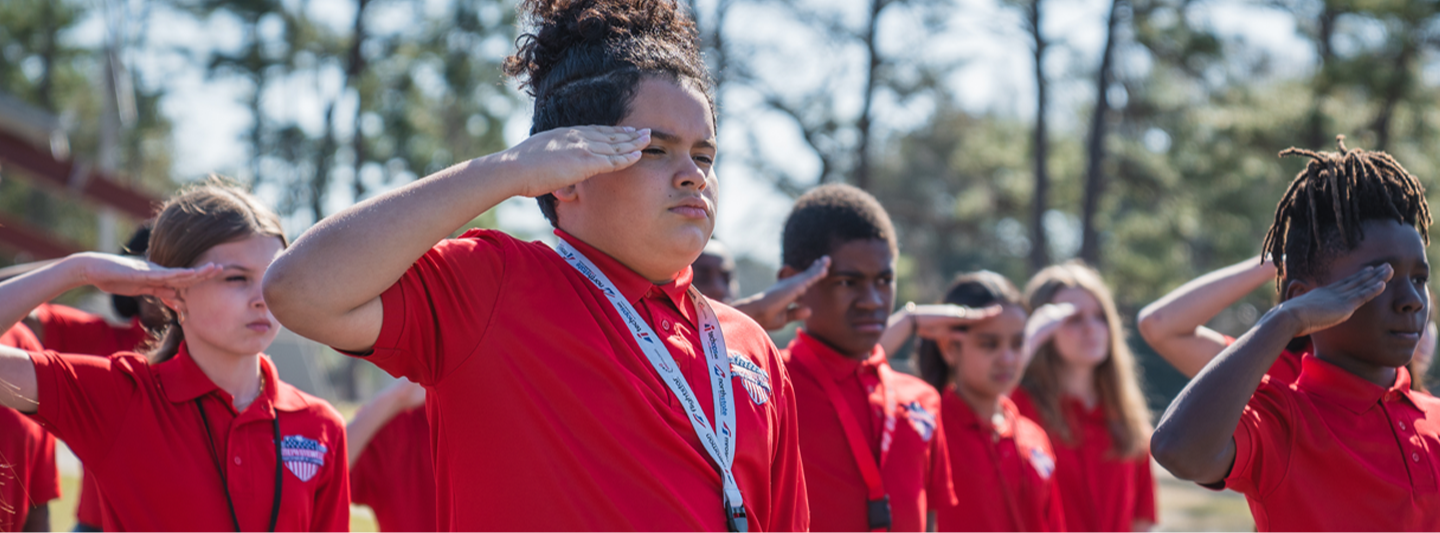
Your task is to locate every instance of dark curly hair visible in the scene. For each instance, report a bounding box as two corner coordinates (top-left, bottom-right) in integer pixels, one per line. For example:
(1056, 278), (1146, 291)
(781, 184), (898, 271)
(503, 0), (714, 226)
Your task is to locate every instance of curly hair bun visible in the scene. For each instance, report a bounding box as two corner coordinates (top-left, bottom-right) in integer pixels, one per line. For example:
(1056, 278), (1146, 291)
(504, 0), (705, 98)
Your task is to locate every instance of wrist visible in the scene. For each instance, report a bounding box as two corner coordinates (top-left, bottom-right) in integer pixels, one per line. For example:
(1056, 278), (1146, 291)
(1261, 303), (1307, 338)
(475, 150), (535, 199)
(59, 253), (101, 290)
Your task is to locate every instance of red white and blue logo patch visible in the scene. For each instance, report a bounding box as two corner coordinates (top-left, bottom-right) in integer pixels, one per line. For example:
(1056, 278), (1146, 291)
(281, 435), (328, 482)
(904, 401), (936, 442)
(1029, 447), (1056, 480)
(728, 352), (771, 406)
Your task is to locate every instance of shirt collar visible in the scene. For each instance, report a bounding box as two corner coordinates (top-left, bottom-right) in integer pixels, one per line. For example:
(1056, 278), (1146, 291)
(157, 342), (311, 415)
(793, 329), (886, 381)
(554, 229), (694, 308)
(1296, 354), (1415, 415)
(945, 387), (1018, 437)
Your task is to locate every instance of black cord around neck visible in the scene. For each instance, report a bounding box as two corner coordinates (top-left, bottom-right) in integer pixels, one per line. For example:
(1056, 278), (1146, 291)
(196, 396), (283, 532)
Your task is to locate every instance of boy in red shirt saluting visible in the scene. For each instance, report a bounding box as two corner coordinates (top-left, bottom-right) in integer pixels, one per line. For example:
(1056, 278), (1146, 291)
(773, 184), (962, 531)
(262, 0), (808, 530)
(1153, 137), (1440, 531)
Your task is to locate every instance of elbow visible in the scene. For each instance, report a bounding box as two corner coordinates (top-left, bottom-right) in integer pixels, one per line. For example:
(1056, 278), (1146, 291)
(1150, 421), (1203, 482)
(1136, 305), (1165, 346)
(262, 257), (305, 323)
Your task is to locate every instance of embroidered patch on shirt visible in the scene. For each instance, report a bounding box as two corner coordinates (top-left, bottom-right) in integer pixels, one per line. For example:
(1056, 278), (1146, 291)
(281, 435), (328, 482)
(904, 401), (937, 442)
(1029, 446), (1056, 480)
(729, 351), (771, 406)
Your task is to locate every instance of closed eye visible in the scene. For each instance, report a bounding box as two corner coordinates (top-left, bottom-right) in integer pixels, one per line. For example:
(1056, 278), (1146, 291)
(693, 154), (714, 165)
(227, 276), (248, 283)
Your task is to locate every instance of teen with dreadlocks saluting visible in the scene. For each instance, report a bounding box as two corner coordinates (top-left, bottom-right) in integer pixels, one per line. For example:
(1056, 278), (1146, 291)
(1153, 136), (1440, 531)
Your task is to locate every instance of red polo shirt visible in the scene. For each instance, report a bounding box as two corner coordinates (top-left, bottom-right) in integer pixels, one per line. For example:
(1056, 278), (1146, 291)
(938, 391), (1065, 532)
(26, 343), (349, 531)
(351, 405), (436, 532)
(349, 229), (808, 531)
(31, 302), (151, 528)
(782, 330), (955, 532)
(1219, 355), (1440, 531)
(1012, 388), (1156, 532)
(0, 324), (60, 533)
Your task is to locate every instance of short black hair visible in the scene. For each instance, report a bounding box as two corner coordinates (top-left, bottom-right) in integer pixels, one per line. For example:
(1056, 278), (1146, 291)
(781, 184), (898, 270)
(1263, 135), (1431, 292)
(504, 0), (714, 227)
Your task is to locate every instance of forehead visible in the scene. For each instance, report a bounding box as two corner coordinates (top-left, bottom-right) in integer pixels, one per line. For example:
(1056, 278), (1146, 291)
(618, 78), (715, 144)
(195, 234), (285, 269)
(1329, 219), (1428, 269)
(827, 239), (894, 274)
(1052, 286), (1101, 311)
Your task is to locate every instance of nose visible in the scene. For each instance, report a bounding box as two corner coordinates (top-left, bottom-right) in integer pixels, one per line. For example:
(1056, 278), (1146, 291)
(854, 282), (885, 311)
(1393, 276), (1425, 315)
(674, 156), (708, 192)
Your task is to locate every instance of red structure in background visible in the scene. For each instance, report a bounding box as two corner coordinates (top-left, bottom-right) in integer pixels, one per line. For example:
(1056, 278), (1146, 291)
(0, 128), (162, 260)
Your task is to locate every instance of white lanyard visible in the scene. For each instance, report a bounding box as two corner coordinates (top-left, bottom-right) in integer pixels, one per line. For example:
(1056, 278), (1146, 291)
(556, 240), (749, 532)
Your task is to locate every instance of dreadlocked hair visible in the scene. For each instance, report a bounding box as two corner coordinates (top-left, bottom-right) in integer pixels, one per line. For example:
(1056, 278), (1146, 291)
(1263, 135), (1431, 294)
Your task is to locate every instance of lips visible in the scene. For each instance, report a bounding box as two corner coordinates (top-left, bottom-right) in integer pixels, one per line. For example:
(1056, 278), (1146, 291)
(669, 197), (712, 220)
(851, 318), (887, 334)
(247, 320), (273, 332)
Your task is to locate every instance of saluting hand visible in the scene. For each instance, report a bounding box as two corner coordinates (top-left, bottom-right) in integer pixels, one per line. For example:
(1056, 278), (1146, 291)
(72, 252), (222, 300)
(1022, 303), (1077, 361)
(498, 126), (652, 198)
(909, 304), (1005, 342)
(1278, 264), (1392, 337)
(733, 257), (830, 331)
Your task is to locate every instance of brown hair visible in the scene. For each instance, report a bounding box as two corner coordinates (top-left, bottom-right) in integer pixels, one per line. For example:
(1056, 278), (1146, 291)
(1019, 261), (1152, 458)
(145, 177), (287, 363)
(917, 271), (1022, 392)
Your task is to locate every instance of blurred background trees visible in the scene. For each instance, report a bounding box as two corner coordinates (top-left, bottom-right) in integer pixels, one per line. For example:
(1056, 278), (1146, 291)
(3, 0), (1440, 409)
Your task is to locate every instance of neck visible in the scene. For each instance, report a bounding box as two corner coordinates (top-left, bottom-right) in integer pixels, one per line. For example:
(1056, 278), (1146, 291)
(1315, 350), (1400, 388)
(186, 339), (264, 411)
(560, 224), (691, 285)
(1056, 362), (1098, 407)
(805, 329), (874, 360)
(955, 385), (1000, 423)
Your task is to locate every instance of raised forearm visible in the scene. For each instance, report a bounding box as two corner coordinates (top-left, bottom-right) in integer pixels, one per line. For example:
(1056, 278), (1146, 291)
(0, 257), (88, 336)
(1139, 255), (1275, 376)
(1152, 306), (1301, 482)
(264, 156), (523, 333)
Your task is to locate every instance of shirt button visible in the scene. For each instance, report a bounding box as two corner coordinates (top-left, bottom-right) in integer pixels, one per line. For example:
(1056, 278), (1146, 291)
(662, 320), (672, 331)
(234, 457), (242, 465)
(1413, 452), (1421, 463)
(1400, 421), (1408, 430)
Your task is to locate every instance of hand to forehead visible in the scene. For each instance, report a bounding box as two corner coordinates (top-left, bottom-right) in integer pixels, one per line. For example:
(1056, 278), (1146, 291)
(1280, 264), (1393, 338)
(502, 126), (652, 199)
(74, 252), (223, 300)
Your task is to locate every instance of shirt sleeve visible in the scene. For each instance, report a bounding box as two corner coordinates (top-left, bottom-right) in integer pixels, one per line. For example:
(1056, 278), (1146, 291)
(1218, 377), (1294, 497)
(28, 350), (140, 464)
(27, 421), (61, 505)
(354, 230), (512, 386)
(926, 397), (959, 510)
(313, 418), (352, 532)
(1045, 468), (1067, 532)
(766, 348), (810, 532)
(1132, 449), (1157, 524)
(348, 426), (383, 508)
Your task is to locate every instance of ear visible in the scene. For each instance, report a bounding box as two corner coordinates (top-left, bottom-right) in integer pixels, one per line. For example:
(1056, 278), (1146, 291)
(777, 265), (799, 281)
(1283, 278), (1315, 302)
(158, 290), (187, 318)
(553, 184), (580, 203)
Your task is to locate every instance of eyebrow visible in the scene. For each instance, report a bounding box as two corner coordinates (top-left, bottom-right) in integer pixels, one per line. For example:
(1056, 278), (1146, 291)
(650, 129), (717, 151)
(831, 269), (895, 278)
(221, 264), (255, 273)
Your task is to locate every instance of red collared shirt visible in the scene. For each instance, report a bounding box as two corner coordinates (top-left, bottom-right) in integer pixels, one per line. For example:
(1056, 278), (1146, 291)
(26, 343), (349, 531)
(0, 324), (60, 533)
(1220, 355), (1440, 531)
(782, 330), (954, 532)
(350, 228), (808, 531)
(30, 302), (150, 527)
(938, 391), (1065, 532)
(1012, 388), (1156, 532)
(351, 406), (436, 532)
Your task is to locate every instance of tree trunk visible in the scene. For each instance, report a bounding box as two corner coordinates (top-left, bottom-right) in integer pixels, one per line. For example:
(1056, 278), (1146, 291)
(854, 0), (885, 190)
(1370, 30), (1417, 152)
(1079, 0), (1123, 266)
(1305, 1), (1339, 149)
(1028, 0), (1051, 273)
